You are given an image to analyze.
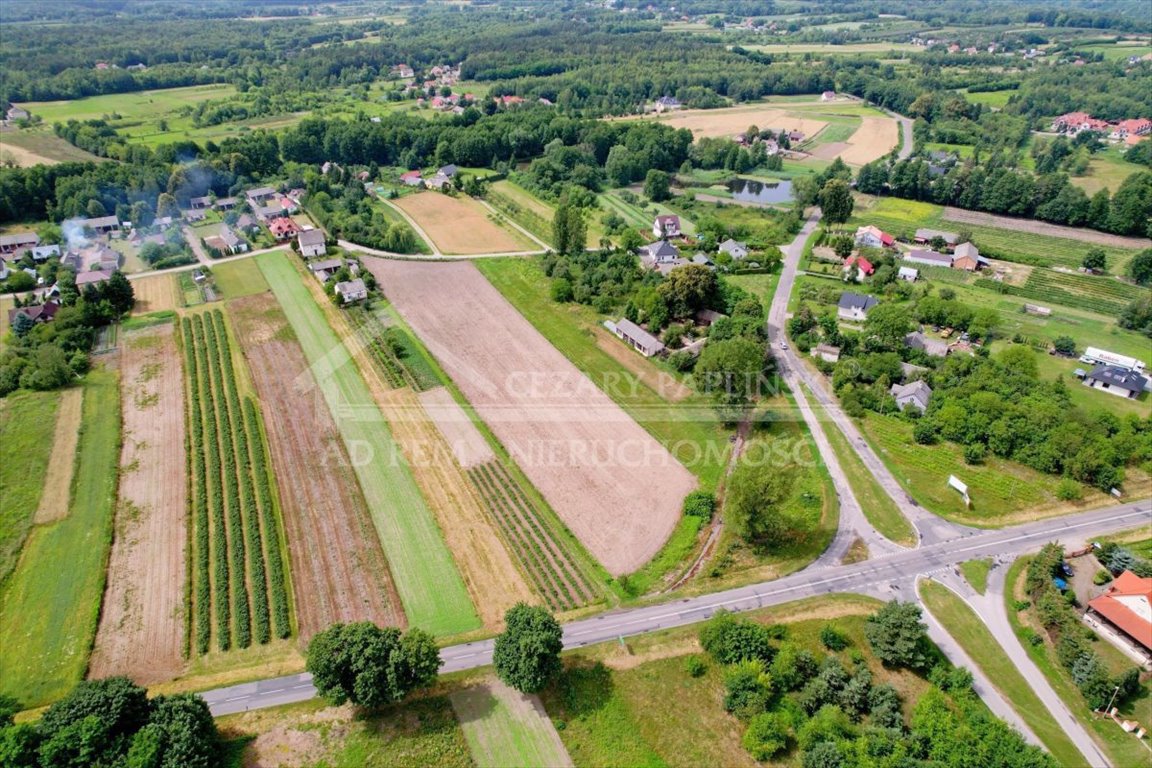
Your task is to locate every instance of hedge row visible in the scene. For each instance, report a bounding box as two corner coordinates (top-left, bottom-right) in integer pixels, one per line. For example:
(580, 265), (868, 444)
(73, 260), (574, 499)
(181, 318), (213, 655)
(243, 398), (292, 639)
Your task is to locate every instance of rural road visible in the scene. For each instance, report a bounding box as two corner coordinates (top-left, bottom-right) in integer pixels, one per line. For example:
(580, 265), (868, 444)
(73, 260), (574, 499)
(202, 500), (1150, 717)
(891, 109), (914, 160)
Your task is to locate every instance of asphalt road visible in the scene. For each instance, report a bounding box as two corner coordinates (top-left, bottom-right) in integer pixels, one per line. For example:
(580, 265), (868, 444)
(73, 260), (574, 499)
(203, 500), (1149, 716)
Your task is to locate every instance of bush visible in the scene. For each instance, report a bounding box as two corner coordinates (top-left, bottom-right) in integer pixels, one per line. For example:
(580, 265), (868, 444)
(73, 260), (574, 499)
(724, 660), (774, 720)
(963, 442), (986, 465)
(682, 490), (716, 520)
(820, 625), (849, 651)
(1056, 477), (1083, 501)
(743, 711), (790, 760)
(1093, 569), (1113, 586)
(770, 642), (819, 692)
(684, 655), (707, 678)
(699, 611), (776, 665)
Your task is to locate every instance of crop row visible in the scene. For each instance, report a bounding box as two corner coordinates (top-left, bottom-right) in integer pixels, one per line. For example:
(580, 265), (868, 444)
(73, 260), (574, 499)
(468, 461), (596, 612)
(347, 308), (409, 388)
(486, 190), (552, 246)
(181, 311), (293, 654)
(981, 268), (1144, 316)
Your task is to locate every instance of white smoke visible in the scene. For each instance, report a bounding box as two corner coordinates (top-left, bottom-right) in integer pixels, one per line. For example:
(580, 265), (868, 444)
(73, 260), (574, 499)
(62, 219), (90, 251)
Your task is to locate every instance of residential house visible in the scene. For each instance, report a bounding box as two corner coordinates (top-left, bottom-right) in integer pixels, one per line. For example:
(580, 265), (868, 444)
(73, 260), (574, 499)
(905, 331), (949, 358)
(268, 217), (302, 240)
(694, 309), (726, 326)
(183, 209), (206, 223)
(718, 238), (749, 261)
(235, 214), (259, 234)
(438, 164), (459, 179)
(400, 170), (423, 186)
(843, 255), (874, 281)
(7, 301), (60, 326)
(30, 245), (60, 262)
(214, 197), (238, 211)
(903, 249), (954, 268)
(653, 96), (681, 113)
(690, 253), (715, 268)
(0, 232), (40, 256)
(335, 279), (368, 304)
(837, 292), (879, 322)
(951, 242), (985, 271)
(889, 380), (933, 413)
(638, 239), (680, 268)
(218, 226), (247, 254)
(391, 64), (415, 80)
(607, 318), (665, 357)
(1087, 571), (1152, 653)
(246, 186), (277, 205)
(252, 203), (283, 222)
(812, 344), (841, 364)
(308, 258), (344, 282)
(189, 196), (212, 209)
(425, 174), (451, 190)
(278, 195), (299, 215)
(298, 229), (327, 258)
(821, 90), (836, 101)
(653, 215), (682, 239)
(1083, 365), (1149, 399)
(1052, 112), (1111, 135)
(854, 225), (894, 249)
(897, 266), (919, 281)
(913, 229), (959, 249)
(76, 268), (114, 288)
(203, 235), (230, 255)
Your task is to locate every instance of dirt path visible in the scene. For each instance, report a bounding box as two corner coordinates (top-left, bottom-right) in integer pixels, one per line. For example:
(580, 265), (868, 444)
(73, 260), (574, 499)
(942, 207), (1152, 248)
(89, 324), (188, 684)
(230, 293), (405, 638)
(33, 388), (83, 524)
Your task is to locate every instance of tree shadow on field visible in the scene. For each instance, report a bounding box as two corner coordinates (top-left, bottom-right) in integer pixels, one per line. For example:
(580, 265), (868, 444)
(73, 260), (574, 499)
(549, 660), (616, 717)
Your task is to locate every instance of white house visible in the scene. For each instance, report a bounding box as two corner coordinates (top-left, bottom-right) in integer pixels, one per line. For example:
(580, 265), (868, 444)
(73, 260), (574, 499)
(718, 238), (749, 261)
(812, 344), (841, 363)
(298, 229), (327, 258)
(837, 292), (879, 322)
(335, 279), (368, 304)
(854, 225), (894, 249)
(1083, 365), (1149, 399)
(889, 380), (933, 413)
(639, 239), (680, 268)
(653, 215), (681, 239)
(897, 266), (919, 281)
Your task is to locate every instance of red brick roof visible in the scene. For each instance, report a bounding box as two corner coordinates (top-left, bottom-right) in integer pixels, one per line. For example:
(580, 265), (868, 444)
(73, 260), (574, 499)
(1088, 570), (1152, 651)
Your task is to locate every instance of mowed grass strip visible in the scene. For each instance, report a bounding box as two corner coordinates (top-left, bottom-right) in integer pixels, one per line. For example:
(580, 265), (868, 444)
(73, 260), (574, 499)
(0, 389), (61, 583)
(257, 252), (478, 635)
(0, 370), (120, 706)
(919, 580), (1084, 767)
(451, 679), (573, 768)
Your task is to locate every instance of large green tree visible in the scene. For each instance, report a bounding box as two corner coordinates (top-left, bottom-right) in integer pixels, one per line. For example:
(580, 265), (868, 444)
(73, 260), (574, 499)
(657, 263), (716, 319)
(863, 302), (912, 352)
(818, 179), (854, 223)
(1127, 248), (1152, 286)
(695, 336), (768, 419)
(724, 461), (798, 545)
(493, 604), (563, 693)
(306, 622), (441, 708)
(643, 169), (671, 202)
(864, 601), (930, 670)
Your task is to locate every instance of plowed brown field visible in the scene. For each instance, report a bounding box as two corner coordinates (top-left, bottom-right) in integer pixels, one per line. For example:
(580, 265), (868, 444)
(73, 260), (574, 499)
(364, 259), (697, 575)
(392, 192), (532, 255)
(132, 273), (180, 313)
(230, 293), (405, 638)
(89, 324), (187, 684)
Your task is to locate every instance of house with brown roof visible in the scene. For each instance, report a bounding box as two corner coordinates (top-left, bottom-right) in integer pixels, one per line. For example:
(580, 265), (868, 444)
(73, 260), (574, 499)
(951, 242), (986, 271)
(8, 301), (60, 326)
(0, 231), (40, 256)
(652, 215), (681, 239)
(1088, 571), (1152, 652)
(76, 268), (114, 288)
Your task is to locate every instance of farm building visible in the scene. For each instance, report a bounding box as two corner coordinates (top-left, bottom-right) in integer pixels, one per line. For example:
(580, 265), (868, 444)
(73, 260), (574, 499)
(904, 249), (954, 269)
(1083, 365), (1149, 399)
(246, 186), (277, 204)
(215, 197), (238, 211)
(889, 380), (932, 413)
(1087, 571), (1152, 653)
(694, 309), (726, 326)
(914, 229), (959, 249)
(812, 344), (841, 363)
(0, 231), (40, 256)
(308, 258), (344, 282)
(7, 301), (60, 326)
(652, 215), (682, 238)
(298, 229), (327, 258)
(1080, 347), (1146, 372)
(837, 292), (879, 322)
(905, 331), (949, 358)
(854, 225), (894, 249)
(6, 107), (30, 121)
(83, 215), (120, 233)
(718, 239), (749, 260)
(952, 242), (987, 271)
(335, 279), (368, 304)
(607, 318), (665, 357)
(189, 196), (212, 209)
(821, 90), (836, 101)
(183, 209), (206, 223)
(898, 266), (919, 281)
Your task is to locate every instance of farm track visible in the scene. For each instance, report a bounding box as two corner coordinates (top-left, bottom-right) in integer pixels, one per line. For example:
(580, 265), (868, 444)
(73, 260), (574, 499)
(229, 293), (406, 639)
(89, 324), (187, 684)
(468, 461), (597, 612)
(181, 312), (292, 654)
(943, 206), (1152, 249)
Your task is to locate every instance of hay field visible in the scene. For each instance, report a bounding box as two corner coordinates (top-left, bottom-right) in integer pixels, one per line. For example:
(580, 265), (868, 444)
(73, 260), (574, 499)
(89, 324), (188, 683)
(132, 273), (181, 313)
(838, 116), (900, 164)
(365, 259), (697, 576)
(0, 130), (103, 166)
(623, 105), (827, 141)
(392, 192), (535, 254)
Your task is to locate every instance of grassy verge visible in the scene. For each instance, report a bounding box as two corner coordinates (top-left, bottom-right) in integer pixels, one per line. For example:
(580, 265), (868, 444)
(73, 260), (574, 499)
(0, 389), (62, 583)
(815, 402), (916, 546)
(1005, 558), (1152, 768)
(450, 681), (570, 768)
(476, 257), (731, 491)
(257, 252), (479, 636)
(0, 369), (120, 706)
(960, 558), (992, 594)
(919, 580), (1084, 767)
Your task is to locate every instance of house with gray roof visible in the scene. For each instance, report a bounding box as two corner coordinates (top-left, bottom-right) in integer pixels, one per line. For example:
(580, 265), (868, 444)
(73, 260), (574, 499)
(0, 231), (39, 256)
(639, 239), (680, 268)
(1084, 365), (1149, 399)
(607, 318), (665, 358)
(83, 215), (120, 233)
(837, 292), (879, 322)
(889, 380), (933, 413)
(718, 239), (749, 260)
(335, 279), (368, 304)
(905, 331), (949, 357)
(903, 249), (954, 268)
(298, 228), (327, 258)
(914, 229), (959, 248)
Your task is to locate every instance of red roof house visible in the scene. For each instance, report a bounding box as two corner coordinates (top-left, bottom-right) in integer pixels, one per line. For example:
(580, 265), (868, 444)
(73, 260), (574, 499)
(268, 217), (302, 240)
(1088, 570), (1152, 652)
(844, 254), (875, 276)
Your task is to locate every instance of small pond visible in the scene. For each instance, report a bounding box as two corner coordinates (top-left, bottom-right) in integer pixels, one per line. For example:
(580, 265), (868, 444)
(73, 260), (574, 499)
(726, 178), (794, 204)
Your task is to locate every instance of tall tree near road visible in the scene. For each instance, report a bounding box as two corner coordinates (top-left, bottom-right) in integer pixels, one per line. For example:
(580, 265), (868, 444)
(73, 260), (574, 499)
(306, 622), (442, 708)
(865, 601), (930, 670)
(819, 179), (854, 224)
(493, 603), (563, 694)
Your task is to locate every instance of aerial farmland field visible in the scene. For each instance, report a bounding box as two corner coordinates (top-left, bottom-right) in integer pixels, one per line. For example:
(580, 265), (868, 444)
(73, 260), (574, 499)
(392, 191), (537, 255)
(364, 258), (699, 576)
(89, 323), (188, 683)
(257, 251), (480, 636)
(450, 679), (573, 768)
(0, 389), (62, 583)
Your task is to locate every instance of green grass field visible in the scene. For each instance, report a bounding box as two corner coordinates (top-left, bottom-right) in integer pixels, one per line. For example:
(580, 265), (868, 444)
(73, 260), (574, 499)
(475, 257), (731, 491)
(450, 681), (571, 768)
(489, 180), (607, 249)
(961, 90), (1016, 108)
(0, 369), (119, 707)
(0, 129), (104, 166)
(816, 404), (917, 546)
(959, 558), (992, 594)
(858, 413), (1101, 525)
(919, 580), (1084, 767)
(0, 389), (62, 584)
(257, 252), (479, 636)
(212, 258), (270, 299)
(1071, 150), (1144, 196)
(1004, 558), (1152, 768)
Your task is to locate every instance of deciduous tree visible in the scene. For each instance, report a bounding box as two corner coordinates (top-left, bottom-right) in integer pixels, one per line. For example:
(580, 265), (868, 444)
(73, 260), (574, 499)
(493, 604), (563, 693)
